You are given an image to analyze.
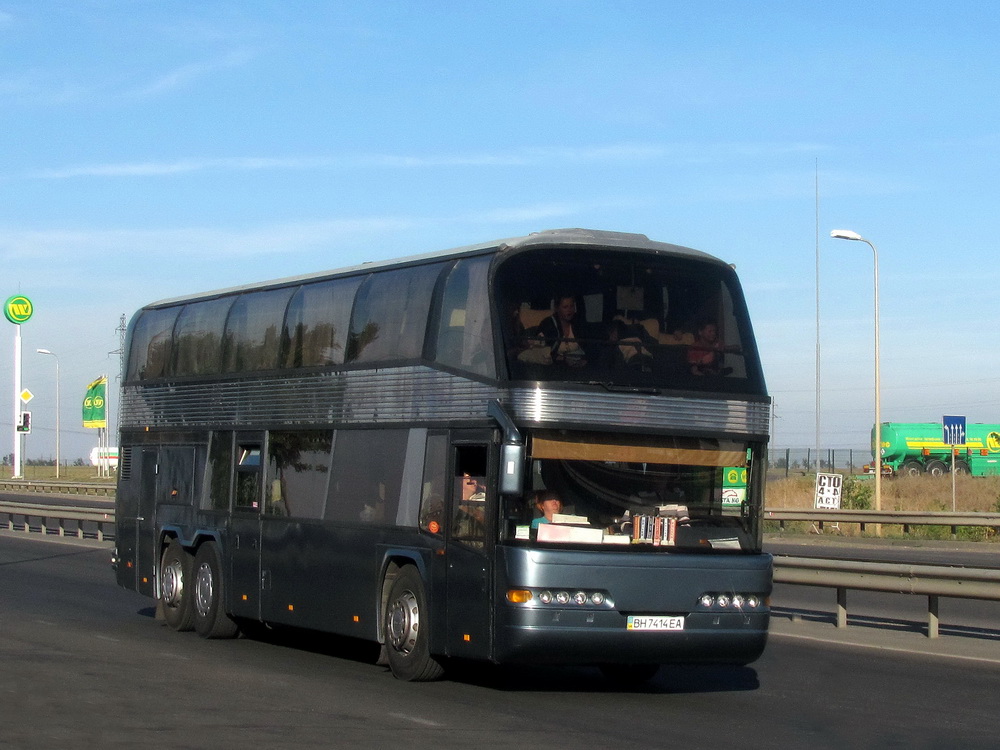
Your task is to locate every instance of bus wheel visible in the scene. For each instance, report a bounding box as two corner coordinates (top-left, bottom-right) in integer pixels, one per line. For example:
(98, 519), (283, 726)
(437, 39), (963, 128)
(901, 460), (923, 477)
(384, 567), (444, 681)
(599, 663), (660, 684)
(192, 542), (239, 639)
(160, 539), (194, 631)
(925, 460), (948, 477)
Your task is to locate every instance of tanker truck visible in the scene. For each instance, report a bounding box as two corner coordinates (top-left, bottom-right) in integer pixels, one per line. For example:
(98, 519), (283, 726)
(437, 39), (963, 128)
(875, 422), (1000, 477)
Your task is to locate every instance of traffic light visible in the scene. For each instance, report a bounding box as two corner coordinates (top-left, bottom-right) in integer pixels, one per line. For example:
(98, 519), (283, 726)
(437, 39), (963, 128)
(16, 412), (30, 433)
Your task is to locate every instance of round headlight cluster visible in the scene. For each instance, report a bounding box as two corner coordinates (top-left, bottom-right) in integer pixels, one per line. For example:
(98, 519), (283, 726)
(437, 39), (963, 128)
(698, 593), (761, 609)
(534, 589), (610, 607)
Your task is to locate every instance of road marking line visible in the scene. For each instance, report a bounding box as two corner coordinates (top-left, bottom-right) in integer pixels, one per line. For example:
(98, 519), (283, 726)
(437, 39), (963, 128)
(389, 712), (443, 727)
(771, 630), (1000, 666)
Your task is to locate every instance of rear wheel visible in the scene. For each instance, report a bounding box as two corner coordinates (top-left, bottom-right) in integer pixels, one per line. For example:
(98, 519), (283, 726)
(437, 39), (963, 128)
(192, 542), (239, 639)
(954, 460), (971, 475)
(160, 539), (194, 631)
(925, 460), (948, 477)
(900, 460), (923, 477)
(384, 567), (444, 681)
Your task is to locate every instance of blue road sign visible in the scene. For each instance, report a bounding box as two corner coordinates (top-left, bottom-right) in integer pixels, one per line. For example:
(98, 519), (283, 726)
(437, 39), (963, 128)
(943, 415), (966, 446)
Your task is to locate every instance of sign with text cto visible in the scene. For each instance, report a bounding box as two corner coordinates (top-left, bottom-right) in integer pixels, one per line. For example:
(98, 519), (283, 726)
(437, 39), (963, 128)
(814, 473), (843, 510)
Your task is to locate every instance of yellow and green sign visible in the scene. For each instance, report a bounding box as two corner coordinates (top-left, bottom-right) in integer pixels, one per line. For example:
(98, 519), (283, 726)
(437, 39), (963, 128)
(83, 376), (108, 429)
(4, 295), (33, 324)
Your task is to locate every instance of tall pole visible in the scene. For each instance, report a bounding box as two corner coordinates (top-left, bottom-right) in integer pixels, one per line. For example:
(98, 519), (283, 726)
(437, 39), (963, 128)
(36, 349), (60, 478)
(13, 323), (22, 479)
(815, 161), (821, 473)
(830, 230), (882, 514)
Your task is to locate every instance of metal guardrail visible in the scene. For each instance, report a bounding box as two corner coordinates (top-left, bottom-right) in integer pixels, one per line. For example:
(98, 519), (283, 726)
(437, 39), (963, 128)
(0, 479), (115, 498)
(773, 555), (1000, 638)
(2, 498), (998, 640)
(0, 501), (115, 542)
(765, 508), (1000, 536)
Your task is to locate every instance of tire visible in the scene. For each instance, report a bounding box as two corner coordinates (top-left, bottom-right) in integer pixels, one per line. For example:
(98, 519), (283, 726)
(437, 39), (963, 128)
(192, 542), (239, 639)
(384, 567), (444, 681)
(954, 460), (971, 475)
(160, 539), (194, 632)
(599, 663), (661, 684)
(925, 460), (948, 477)
(900, 460), (923, 478)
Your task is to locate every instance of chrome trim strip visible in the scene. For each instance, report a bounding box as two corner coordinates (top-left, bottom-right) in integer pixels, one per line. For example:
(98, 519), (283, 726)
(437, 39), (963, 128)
(121, 369), (769, 439)
(508, 387), (770, 438)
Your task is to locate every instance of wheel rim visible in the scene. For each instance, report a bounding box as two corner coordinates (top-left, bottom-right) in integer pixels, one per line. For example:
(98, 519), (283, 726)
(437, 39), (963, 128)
(194, 561), (214, 618)
(162, 558), (184, 606)
(387, 590), (419, 655)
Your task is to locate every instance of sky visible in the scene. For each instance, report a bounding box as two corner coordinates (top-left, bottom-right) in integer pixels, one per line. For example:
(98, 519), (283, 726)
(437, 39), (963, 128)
(2, 1), (999, 465)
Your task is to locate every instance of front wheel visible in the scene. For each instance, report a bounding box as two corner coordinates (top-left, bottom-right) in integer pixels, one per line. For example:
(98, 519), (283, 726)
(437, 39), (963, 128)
(160, 539), (194, 631)
(384, 567), (444, 681)
(192, 542), (239, 639)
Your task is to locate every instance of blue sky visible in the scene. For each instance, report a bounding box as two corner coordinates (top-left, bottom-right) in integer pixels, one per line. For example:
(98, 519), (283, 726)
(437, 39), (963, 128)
(2, 1), (999, 463)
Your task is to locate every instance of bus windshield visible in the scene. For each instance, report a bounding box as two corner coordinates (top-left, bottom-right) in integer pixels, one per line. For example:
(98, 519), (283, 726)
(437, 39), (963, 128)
(502, 430), (760, 552)
(496, 247), (764, 394)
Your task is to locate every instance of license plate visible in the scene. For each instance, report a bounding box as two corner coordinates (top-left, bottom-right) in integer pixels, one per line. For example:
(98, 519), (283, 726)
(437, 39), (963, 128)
(627, 615), (685, 631)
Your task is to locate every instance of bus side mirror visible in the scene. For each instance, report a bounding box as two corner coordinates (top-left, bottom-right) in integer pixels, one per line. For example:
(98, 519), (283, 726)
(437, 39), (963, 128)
(499, 443), (525, 495)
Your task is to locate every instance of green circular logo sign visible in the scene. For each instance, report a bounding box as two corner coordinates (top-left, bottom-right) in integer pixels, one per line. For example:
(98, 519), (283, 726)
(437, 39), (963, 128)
(4, 295), (33, 324)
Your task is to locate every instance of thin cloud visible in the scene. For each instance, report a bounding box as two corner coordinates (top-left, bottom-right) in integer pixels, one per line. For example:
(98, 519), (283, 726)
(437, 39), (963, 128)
(128, 50), (252, 98)
(29, 141), (829, 180)
(0, 202), (592, 264)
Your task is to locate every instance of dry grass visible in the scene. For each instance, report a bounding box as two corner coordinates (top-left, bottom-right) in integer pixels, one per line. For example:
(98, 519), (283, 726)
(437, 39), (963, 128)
(765, 474), (1000, 541)
(0, 465), (116, 483)
(767, 474), (1000, 512)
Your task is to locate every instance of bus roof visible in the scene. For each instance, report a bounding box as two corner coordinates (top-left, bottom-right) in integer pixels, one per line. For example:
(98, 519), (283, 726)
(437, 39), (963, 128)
(143, 228), (724, 310)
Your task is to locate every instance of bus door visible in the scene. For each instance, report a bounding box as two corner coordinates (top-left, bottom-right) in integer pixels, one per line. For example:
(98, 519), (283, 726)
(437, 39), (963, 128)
(445, 440), (494, 660)
(228, 435), (264, 620)
(132, 448), (158, 597)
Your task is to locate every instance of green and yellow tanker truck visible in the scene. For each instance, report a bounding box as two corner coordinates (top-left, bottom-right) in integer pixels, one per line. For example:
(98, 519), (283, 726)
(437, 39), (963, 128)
(874, 422), (1000, 477)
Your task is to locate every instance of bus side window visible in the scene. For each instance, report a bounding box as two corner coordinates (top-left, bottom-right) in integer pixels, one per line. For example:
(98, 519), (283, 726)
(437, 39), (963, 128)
(234, 444), (262, 511)
(452, 446), (488, 547)
(419, 434), (448, 534)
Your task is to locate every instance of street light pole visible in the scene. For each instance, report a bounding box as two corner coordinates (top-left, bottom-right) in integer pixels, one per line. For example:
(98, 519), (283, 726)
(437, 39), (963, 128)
(36, 348), (60, 479)
(830, 230), (881, 514)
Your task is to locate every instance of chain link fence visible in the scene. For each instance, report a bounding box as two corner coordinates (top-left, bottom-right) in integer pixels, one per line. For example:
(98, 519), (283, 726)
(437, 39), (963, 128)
(767, 448), (870, 479)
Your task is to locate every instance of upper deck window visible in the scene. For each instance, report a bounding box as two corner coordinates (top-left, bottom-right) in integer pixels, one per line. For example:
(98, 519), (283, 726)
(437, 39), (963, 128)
(170, 297), (235, 377)
(281, 276), (361, 368)
(126, 307), (179, 381)
(496, 247), (764, 394)
(223, 287), (295, 372)
(430, 257), (496, 377)
(346, 264), (444, 363)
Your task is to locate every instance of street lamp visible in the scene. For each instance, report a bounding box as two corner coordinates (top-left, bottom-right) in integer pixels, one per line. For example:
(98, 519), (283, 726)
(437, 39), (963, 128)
(829, 229), (881, 514)
(36, 348), (60, 479)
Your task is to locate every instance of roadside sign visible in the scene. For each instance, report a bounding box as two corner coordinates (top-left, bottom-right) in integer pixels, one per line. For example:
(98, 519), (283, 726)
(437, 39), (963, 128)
(4, 295), (33, 324)
(20, 389), (33, 404)
(814, 473), (843, 510)
(943, 415), (966, 446)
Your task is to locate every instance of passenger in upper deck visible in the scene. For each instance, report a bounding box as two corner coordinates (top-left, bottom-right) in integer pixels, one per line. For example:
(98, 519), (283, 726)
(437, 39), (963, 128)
(538, 295), (588, 368)
(687, 319), (739, 376)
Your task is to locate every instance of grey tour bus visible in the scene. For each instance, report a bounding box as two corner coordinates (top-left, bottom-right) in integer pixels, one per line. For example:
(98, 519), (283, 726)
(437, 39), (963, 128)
(113, 228), (772, 682)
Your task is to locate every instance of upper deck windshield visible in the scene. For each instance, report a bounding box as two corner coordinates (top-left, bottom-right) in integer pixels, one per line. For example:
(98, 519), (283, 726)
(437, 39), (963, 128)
(501, 430), (762, 553)
(496, 247), (764, 394)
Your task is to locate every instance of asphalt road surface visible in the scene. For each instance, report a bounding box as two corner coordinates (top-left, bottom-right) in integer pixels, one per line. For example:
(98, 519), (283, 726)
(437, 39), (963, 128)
(1, 531), (997, 749)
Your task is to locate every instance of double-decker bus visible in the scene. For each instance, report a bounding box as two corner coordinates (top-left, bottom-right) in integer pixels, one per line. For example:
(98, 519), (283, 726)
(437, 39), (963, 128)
(113, 228), (772, 682)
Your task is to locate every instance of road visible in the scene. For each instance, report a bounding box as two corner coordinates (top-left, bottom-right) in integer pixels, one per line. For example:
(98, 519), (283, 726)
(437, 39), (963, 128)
(1, 531), (997, 749)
